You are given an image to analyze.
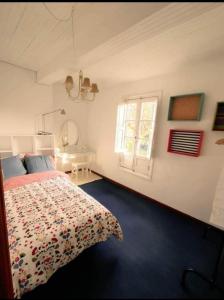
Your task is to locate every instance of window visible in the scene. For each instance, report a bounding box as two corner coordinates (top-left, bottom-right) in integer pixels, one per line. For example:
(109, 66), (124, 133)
(115, 96), (158, 178)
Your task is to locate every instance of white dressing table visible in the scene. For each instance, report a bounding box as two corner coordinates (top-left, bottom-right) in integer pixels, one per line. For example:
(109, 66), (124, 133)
(55, 147), (95, 173)
(55, 120), (95, 174)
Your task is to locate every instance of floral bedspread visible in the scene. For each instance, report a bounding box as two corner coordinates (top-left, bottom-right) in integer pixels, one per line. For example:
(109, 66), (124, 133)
(4, 172), (123, 298)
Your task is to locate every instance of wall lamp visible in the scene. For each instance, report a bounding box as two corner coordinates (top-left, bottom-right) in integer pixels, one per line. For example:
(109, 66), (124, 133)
(38, 108), (66, 135)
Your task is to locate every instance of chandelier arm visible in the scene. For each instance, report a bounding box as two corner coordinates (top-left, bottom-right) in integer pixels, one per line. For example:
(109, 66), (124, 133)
(65, 72), (98, 101)
(79, 73), (81, 92)
(68, 92), (95, 102)
(68, 89), (81, 100)
(67, 73), (81, 100)
(83, 93), (96, 102)
(68, 95), (82, 102)
(89, 93), (96, 102)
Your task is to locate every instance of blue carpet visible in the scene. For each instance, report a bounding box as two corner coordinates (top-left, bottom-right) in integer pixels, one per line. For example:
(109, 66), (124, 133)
(24, 179), (224, 299)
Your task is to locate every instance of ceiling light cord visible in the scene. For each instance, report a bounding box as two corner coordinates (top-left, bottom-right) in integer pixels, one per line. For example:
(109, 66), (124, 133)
(43, 3), (76, 58)
(71, 7), (76, 57)
(43, 2), (74, 22)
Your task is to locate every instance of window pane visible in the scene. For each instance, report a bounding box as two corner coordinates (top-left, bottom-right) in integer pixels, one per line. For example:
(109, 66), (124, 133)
(115, 104), (125, 152)
(126, 103), (137, 120)
(136, 139), (149, 157)
(117, 104), (125, 127)
(140, 102), (155, 120)
(115, 129), (123, 152)
(124, 137), (135, 154)
(120, 153), (134, 170)
(139, 121), (152, 140)
(125, 121), (136, 137)
(134, 157), (151, 176)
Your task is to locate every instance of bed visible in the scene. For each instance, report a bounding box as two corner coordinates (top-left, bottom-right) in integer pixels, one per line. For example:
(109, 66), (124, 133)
(3, 170), (123, 298)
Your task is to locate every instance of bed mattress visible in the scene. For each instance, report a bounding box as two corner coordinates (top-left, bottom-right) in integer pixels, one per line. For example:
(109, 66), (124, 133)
(4, 171), (123, 298)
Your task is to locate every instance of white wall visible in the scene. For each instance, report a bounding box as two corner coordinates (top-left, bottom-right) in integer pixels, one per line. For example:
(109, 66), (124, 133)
(210, 166), (224, 228)
(86, 58), (224, 223)
(3, 55), (224, 223)
(0, 61), (53, 135)
(52, 83), (88, 147)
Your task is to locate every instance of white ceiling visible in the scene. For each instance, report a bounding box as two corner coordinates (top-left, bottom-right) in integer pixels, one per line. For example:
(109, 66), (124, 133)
(1, 2), (224, 87)
(84, 3), (224, 88)
(0, 2), (168, 71)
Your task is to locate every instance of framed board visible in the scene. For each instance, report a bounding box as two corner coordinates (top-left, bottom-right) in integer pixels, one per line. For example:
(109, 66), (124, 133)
(213, 102), (224, 131)
(168, 93), (205, 121)
(167, 129), (204, 157)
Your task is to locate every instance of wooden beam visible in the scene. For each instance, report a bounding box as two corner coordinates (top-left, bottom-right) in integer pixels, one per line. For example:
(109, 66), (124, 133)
(0, 162), (14, 299)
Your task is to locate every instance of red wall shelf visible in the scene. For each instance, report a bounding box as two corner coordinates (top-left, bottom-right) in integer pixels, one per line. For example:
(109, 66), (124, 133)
(167, 129), (204, 157)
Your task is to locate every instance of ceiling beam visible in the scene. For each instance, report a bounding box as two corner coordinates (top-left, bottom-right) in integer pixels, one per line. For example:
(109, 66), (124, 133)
(0, 59), (36, 73)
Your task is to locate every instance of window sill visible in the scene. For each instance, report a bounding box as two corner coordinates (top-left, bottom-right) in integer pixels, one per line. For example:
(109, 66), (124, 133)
(119, 166), (152, 181)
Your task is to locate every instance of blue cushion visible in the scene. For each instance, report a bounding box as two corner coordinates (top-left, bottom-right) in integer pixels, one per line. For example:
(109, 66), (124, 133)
(1, 155), (27, 180)
(24, 155), (54, 174)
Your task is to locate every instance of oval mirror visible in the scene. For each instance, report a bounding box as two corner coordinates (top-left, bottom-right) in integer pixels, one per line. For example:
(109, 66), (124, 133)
(60, 120), (79, 151)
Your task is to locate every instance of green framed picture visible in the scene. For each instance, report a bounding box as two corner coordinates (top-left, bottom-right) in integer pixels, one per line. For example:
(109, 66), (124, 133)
(168, 93), (205, 121)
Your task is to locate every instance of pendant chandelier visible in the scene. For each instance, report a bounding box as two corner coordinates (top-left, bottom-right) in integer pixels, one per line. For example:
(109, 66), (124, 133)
(43, 3), (99, 102)
(65, 70), (99, 102)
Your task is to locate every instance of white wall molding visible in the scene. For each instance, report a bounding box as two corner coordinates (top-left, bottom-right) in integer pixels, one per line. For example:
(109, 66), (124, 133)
(79, 3), (222, 67)
(0, 59), (35, 73)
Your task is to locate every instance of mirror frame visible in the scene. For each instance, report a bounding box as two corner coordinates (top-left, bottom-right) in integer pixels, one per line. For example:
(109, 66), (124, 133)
(59, 119), (79, 150)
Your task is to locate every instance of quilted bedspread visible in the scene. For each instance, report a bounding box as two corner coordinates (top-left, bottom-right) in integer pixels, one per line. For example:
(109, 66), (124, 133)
(4, 172), (123, 298)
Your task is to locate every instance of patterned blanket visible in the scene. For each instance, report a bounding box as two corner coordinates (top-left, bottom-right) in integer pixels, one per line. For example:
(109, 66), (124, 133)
(4, 172), (123, 298)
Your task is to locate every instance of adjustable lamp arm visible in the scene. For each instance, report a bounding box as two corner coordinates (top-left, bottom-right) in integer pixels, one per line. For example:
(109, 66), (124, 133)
(40, 109), (66, 134)
(42, 109), (65, 117)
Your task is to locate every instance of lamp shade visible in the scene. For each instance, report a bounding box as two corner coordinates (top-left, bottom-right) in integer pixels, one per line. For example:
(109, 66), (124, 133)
(65, 70), (99, 101)
(82, 77), (91, 88)
(65, 76), (74, 95)
(90, 83), (99, 93)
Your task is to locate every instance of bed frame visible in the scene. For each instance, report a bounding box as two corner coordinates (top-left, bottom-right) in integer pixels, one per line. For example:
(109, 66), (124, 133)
(0, 162), (14, 299)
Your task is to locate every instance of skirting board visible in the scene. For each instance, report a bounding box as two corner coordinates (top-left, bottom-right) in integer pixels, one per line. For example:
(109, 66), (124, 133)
(91, 170), (221, 232)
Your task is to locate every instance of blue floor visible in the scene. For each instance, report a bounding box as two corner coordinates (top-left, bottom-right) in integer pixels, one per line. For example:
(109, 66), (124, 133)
(24, 179), (224, 299)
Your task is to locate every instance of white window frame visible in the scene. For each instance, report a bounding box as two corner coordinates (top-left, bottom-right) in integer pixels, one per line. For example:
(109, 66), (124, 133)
(115, 92), (160, 180)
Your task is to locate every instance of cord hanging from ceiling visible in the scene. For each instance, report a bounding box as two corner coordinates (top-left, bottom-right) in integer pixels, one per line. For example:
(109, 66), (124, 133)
(42, 2), (76, 56)
(42, 2), (99, 102)
(42, 2), (74, 22)
(71, 6), (76, 57)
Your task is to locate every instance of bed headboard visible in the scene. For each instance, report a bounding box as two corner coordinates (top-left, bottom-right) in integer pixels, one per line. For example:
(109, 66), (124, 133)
(0, 161), (14, 299)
